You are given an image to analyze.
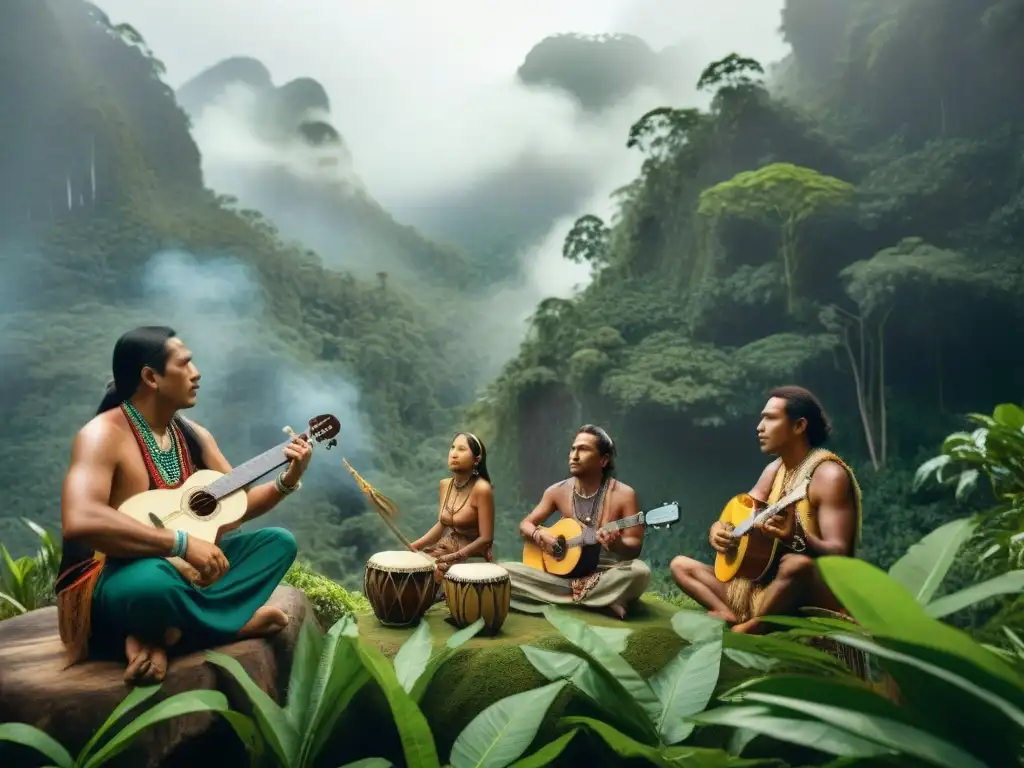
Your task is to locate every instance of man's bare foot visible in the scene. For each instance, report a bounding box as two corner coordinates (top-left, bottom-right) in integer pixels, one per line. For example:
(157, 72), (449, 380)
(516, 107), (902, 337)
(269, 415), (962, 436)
(608, 603), (627, 620)
(708, 608), (739, 625)
(237, 605), (289, 639)
(732, 617), (770, 634)
(124, 635), (168, 685)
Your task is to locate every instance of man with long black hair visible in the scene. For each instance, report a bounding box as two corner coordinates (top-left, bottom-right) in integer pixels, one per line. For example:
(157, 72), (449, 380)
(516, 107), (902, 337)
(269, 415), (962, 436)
(670, 385), (862, 633)
(501, 424), (651, 619)
(57, 326), (312, 684)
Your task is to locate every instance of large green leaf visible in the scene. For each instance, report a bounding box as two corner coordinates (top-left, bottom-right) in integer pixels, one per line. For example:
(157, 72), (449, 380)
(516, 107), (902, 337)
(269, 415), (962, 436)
(738, 691), (989, 768)
(558, 716), (665, 764)
(206, 650), (297, 766)
(542, 607), (662, 730)
(522, 637), (655, 742)
(993, 403), (1024, 430)
(285, 615), (326, 730)
(507, 730), (578, 768)
(338, 760), (392, 767)
(357, 641), (440, 768)
(925, 570), (1024, 618)
(77, 684), (163, 763)
(650, 614), (724, 745)
(816, 556), (1024, 687)
(449, 679), (567, 768)
(296, 616), (371, 767)
(689, 705), (894, 759)
(887, 516), (978, 603)
(408, 618), (485, 703)
(0, 723), (74, 768)
(722, 631), (851, 675)
(393, 621), (433, 694)
(81, 690), (242, 768)
(587, 626), (632, 653)
(829, 633), (1024, 729)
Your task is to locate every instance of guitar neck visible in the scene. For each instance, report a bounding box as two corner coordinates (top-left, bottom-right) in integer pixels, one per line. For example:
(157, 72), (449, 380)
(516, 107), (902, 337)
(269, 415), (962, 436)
(733, 485), (807, 536)
(564, 512), (645, 548)
(205, 439), (294, 499)
(601, 511), (644, 532)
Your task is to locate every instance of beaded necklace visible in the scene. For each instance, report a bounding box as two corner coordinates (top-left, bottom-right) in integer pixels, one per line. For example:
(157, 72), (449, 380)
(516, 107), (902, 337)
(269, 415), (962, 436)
(121, 401), (190, 488)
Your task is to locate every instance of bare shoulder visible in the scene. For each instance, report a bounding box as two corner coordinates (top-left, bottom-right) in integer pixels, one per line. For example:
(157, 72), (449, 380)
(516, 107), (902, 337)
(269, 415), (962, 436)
(179, 416), (215, 444)
(543, 479), (571, 497)
(612, 479), (637, 500)
(73, 410), (128, 457)
(810, 460), (853, 500)
(473, 478), (494, 498)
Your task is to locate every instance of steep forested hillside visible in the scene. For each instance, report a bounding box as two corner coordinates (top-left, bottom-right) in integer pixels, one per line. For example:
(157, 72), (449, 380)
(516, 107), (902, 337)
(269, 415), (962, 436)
(472, 1), (1024, 580)
(0, 0), (479, 581)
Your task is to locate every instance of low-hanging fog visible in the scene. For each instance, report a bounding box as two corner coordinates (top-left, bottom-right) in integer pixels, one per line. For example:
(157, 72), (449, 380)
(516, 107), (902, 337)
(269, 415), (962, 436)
(94, 0), (788, 381)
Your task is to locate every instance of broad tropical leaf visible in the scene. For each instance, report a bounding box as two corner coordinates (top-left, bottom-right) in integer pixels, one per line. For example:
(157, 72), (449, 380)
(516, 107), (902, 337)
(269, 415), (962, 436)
(408, 618), (485, 702)
(924, 570), (1024, 618)
(357, 641), (440, 768)
(206, 650), (298, 765)
(733, 691), (989, 768)
(77, 684), (163, 764)
(689, 705), (894, 759)
(284, 615), (327, 729)
(449, 680), (567, 768)
(816, 556), (1024, 687)
(887, 516), (978, 603)
(507, 730), (579, 768)
(649, 611), (724, 744)
(393, 621), (433, 693)
(0, 723), (74, 768)
(542, 607), (661, 737)
(81, 690), (249, 768)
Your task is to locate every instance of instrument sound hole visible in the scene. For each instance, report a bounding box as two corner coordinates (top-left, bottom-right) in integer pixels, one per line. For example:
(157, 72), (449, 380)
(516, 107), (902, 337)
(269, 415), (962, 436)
(188, 490), (218, 518)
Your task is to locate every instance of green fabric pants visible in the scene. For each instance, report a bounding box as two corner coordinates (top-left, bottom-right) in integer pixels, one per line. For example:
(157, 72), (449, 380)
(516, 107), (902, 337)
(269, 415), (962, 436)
(90, 527), (297, 657)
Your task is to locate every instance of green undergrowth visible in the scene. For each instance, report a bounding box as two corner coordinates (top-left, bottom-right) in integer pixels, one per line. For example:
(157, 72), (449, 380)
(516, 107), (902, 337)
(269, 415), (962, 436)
(282, 559), (370, 628)
(331, 594), (751, 763)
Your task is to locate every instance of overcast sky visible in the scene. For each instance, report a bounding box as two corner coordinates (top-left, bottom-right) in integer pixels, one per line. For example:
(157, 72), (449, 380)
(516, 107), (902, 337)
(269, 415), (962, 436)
(95, 0), (789, 200)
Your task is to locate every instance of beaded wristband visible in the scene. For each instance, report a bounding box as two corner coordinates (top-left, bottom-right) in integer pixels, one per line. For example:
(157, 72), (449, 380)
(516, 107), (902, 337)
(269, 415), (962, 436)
(171, 529), (188, 558)
(275, 472), (301, 495)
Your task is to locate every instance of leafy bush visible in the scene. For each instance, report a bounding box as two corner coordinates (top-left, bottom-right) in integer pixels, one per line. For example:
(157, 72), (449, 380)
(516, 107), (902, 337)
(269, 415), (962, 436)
(281, 558), (370, 627)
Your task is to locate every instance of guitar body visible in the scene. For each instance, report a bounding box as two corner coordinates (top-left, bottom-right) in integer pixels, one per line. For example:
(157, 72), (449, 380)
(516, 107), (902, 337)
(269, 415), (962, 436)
(118, 469), (248, 543)
(521, 517), (601, 578)
(713, 493), (781, 583)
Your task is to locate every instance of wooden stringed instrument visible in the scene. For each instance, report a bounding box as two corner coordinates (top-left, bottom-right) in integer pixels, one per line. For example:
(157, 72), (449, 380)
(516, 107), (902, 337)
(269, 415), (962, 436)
(119, 414), (341, 542)
(713, 482), (809, 583)
(521, 502), (680, 578)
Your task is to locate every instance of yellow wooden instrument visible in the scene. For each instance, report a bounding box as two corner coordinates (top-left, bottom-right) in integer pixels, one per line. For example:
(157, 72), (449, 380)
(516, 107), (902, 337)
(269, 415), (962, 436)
(713, 483), (808, 583)
(521, 502), (679, 578)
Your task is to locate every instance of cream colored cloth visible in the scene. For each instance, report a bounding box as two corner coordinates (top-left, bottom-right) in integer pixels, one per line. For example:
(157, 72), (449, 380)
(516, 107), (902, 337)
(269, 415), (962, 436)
(499, 551), (651, 615)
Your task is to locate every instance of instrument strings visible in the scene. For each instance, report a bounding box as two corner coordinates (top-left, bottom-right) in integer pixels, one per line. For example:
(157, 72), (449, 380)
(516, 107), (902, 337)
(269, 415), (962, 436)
(341, 458), (436, 565)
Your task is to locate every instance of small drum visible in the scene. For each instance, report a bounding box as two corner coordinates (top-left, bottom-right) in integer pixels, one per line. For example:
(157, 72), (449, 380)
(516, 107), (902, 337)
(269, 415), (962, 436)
(364, 550), (437, 627)
(443, 562), (511, 635)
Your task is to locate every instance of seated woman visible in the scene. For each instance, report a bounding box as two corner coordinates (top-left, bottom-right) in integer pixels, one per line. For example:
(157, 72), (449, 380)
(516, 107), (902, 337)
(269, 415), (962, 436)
(410, 432), (495, 585)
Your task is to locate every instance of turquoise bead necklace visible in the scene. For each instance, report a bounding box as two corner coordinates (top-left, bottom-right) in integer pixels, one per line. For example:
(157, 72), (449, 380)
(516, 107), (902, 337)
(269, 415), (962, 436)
(122, 401), (183, 486)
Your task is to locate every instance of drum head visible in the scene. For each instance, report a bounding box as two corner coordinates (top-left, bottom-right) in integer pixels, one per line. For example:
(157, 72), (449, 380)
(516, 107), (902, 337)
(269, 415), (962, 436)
(368, 550), (434, 571)
(446, 562), (508, 582)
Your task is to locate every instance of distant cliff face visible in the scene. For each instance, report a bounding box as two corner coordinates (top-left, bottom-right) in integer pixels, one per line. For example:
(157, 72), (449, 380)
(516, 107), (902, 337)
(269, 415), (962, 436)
(175, 55), (475, 286)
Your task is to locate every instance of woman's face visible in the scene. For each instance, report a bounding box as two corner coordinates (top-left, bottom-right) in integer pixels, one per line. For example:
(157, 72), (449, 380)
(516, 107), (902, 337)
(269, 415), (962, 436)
(448, 434), (476, 473)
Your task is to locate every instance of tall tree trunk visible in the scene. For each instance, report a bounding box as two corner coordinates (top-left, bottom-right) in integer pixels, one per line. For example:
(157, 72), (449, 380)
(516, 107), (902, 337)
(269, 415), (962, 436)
(841, 327), (880, 471)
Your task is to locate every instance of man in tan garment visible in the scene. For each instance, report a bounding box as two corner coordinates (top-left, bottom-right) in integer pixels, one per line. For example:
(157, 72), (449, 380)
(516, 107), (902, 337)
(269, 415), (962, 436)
(500, 425), (650, 619)
(669, 385), (861, 633)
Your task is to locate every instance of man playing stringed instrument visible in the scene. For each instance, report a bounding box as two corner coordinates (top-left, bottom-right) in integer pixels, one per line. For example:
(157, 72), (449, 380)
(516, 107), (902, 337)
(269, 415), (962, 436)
(670, 386), (862, 633)
(500, 425), (651, 620)
(57, 326), (311, 684)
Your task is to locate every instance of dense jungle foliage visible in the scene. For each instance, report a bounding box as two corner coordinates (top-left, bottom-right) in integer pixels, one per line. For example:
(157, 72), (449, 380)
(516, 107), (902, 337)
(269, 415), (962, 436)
(1, 0), (1023, 616)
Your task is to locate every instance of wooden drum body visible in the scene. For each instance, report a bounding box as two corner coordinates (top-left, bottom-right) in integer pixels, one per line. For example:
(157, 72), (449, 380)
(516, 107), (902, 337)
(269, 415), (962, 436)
(443, 562), (511, 635)
(364, 550), (437, 627)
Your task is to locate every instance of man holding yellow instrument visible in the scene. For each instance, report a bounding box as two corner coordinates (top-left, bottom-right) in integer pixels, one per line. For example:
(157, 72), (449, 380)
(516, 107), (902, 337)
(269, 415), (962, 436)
(670, 386), (862, 633)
